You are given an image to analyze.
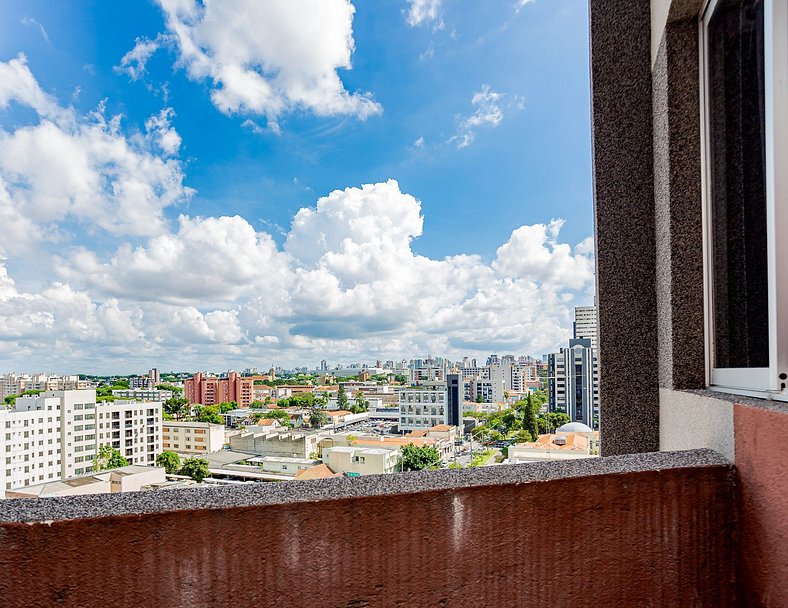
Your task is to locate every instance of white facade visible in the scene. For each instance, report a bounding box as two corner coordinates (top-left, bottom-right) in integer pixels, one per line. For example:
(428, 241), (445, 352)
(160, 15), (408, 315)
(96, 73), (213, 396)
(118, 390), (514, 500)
(1, 390), (162, 497)
(112, 389), (173, 401)
(463, 378), (505, 404)
(398, 385), (449, 432)
(324, 446), (399, 476)
(0, 373), (91, 400)
(162, 421), (225, 454)
(574, 305), (599, 348)
(95, 400), (163, 471)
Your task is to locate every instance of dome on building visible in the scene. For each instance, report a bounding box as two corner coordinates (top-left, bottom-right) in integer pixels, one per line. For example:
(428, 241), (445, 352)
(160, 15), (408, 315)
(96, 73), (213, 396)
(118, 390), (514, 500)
(556, 422), (594, 433)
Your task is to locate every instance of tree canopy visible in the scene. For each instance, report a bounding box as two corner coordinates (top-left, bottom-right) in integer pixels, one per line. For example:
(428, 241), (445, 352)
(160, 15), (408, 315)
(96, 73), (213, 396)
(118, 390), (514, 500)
(194, 405), (223, 425)
(179, 457), (210, 483)
(400, 444), (442, 472)
(92, 444), (129, 472)
(156, 451), (181, 474)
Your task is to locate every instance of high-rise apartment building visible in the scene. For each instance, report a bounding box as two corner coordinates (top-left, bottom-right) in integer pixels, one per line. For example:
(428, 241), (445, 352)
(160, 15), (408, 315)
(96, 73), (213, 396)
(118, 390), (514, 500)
(183, 372), (254, 407)
(547, 339), (600, 430)
(398, 375), (463, 432)
(573, 305), (599, 348)
(0, 390), (162, 497)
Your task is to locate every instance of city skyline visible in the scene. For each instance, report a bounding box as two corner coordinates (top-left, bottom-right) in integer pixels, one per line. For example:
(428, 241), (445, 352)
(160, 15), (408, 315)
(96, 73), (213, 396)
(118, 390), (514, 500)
(0, 1), (594, 372)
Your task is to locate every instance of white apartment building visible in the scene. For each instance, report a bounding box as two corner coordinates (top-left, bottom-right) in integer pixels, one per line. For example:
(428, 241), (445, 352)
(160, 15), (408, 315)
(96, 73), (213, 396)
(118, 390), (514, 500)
(0, 390), (162, 497)
(162, 421), (225, 454)
(574, 305), (599, 348)
(324, 446), (399, 476)
(112, 389), (173, 402)
(463, 378), (505, 404)
(398, 385), (448, 432)
(96, 400), (162, 471)
(0, 373), (91, 400)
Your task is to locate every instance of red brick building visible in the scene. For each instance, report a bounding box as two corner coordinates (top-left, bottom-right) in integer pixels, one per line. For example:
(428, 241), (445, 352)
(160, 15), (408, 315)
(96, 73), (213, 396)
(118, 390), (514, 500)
(184, 372), (253, 407)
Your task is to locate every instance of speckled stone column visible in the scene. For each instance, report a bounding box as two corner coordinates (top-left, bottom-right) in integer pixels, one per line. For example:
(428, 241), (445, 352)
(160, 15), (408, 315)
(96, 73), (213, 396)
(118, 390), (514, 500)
(653, 18), (706, 391)
(590, 0), (660, 454)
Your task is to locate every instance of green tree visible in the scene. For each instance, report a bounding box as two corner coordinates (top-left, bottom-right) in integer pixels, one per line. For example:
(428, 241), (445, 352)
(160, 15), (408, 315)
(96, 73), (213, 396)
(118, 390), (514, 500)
(179, 457), (210, 483)
(262, 409), (292, 426)
(156, 451), (181, 474)
(164, 397), (190, 421)
(537, 411), (570, 434)
(250, 400), (265, 409)
(4, 394), (20, 406)
(521, 394), (540, 441)
(337, 384), (349, 410)
(351, 391), (369, 414)
(92, 444), (129, 472)
(400, 444), (442, 471)
(309, 407), (329, 428)
(194, 405), (223, 424)
(156, 384), (183, 396)
(216, 401), (237, 414)
(475, 394), (484, 403)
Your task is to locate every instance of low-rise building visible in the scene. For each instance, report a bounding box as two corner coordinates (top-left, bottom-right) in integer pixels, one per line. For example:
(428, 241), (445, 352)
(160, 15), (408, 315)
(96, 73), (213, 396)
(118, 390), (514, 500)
(229, 430), (323, 459)
(324, 446), (400, 476)
(5, 465), (166, 499)
(162, 421), (225, 454)
(508, 433), (597, 464)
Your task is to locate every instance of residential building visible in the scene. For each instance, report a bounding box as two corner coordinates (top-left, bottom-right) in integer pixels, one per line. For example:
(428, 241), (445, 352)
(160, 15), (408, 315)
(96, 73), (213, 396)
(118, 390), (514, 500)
(323, 446), (399, 476)
(184, 372), (254, 407)
(6, 465), (166, 499)
(573, 305), (599, 348)
(128, 375), (154, 390)
(398, 374), (462, 433)
(162, 421), (225, 454)
(0, 373), (91, 400)
(464, 377), (505, 404)
(112, 389), (173, 402)
(547, 338), (600, 429)
(0, 390), (162, 497)
(95, 399), (163, 470)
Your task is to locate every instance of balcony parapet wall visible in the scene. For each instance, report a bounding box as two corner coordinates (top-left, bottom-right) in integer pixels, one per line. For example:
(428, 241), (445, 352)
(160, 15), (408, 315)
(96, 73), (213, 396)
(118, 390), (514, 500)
(0, 449), (735, 607)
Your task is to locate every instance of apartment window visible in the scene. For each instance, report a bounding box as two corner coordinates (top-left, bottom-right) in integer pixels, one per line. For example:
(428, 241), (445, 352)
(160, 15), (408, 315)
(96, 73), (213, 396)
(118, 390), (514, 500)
(701, 0), (788, 398)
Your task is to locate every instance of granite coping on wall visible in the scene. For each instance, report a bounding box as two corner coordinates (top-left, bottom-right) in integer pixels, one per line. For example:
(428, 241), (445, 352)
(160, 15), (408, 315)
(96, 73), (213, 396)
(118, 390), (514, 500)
(0, 449), (731, 523)
(683, 389), (788, 415)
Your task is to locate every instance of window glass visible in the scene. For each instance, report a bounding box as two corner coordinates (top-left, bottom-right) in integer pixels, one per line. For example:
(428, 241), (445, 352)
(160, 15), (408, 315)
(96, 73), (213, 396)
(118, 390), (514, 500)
(708, 0), (769, 367)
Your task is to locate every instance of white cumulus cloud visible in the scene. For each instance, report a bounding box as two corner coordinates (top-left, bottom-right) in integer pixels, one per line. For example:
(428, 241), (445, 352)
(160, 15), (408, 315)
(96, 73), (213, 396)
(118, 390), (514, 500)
(130, 0), (382, 131)
(0, 56), (193, 255)
(3, 175), (594, 370)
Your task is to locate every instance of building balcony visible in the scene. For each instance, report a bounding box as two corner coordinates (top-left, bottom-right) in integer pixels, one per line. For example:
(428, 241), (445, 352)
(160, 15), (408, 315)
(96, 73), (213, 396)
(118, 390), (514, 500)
(0, 449), (741, 606)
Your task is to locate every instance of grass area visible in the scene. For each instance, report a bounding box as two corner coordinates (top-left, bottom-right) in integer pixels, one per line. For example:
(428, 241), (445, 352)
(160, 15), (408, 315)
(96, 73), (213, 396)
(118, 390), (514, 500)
(470, 449), (495, 468)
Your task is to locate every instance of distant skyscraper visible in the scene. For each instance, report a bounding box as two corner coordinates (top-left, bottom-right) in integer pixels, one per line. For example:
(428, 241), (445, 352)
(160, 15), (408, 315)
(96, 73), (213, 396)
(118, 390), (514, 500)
(573, 305), (599, 348)
(547, 338), (599, 429)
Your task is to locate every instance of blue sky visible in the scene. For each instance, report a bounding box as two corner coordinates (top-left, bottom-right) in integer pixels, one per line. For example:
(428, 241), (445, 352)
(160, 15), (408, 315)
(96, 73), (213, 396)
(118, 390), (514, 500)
(0, 0), (594, 373)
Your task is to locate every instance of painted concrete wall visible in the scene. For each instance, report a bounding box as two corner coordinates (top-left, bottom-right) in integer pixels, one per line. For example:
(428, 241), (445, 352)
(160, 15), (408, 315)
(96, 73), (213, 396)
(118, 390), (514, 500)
(734, 403), (788, 608)
(0, 453), (734, 607)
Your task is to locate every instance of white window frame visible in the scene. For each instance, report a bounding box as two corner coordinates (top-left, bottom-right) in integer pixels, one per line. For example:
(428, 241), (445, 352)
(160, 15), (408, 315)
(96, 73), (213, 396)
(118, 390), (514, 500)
(700, 0), (788, 400)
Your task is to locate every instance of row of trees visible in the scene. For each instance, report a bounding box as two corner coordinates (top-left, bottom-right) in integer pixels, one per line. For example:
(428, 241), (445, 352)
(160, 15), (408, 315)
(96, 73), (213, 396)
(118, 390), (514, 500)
(469, 393), (570, 445)
(155, 451), (210, 482)
(91, 445), (210, 483)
